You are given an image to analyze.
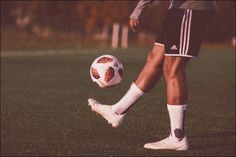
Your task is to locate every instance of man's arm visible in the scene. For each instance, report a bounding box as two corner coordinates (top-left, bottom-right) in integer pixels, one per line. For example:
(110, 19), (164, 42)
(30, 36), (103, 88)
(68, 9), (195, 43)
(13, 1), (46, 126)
(129, 0), (160, 32)
(130, 0), (156, 20)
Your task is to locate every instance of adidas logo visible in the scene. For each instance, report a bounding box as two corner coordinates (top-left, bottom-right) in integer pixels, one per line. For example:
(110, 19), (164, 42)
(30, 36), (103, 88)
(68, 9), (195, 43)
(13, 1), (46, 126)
(170, 45), (178, 50)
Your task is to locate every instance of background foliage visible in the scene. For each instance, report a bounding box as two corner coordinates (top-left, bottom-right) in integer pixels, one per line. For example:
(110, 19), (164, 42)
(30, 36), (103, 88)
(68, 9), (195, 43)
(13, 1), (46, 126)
(1, 0), (235, 42)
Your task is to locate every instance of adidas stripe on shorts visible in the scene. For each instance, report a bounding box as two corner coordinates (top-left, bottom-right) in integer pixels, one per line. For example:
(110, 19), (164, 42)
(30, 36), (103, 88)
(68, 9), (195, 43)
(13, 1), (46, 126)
(155, 9), (213, 58)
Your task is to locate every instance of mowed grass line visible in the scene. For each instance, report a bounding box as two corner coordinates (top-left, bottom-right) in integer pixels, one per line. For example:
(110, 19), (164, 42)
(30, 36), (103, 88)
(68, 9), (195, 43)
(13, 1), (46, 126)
(1, 46), (235, 156)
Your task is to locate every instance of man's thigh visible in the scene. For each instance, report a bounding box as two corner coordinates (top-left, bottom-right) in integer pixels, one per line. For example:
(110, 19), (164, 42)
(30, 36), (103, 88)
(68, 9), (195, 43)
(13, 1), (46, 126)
(163, 56), (191, 74)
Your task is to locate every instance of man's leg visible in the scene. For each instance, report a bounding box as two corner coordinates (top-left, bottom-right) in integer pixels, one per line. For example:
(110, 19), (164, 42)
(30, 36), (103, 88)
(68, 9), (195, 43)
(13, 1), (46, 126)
(135, 44), (165, 92)
(112, 44), (165, 115)
(88, 44), (165, 127)
(164, 56), (190, 105)
(164, 56), (190, 140)
(144, 56), (190, 150)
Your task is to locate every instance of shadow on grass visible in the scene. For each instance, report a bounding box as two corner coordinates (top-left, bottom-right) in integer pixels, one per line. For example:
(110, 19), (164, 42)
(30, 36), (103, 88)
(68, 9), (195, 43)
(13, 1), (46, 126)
(190, 130), (235, 150)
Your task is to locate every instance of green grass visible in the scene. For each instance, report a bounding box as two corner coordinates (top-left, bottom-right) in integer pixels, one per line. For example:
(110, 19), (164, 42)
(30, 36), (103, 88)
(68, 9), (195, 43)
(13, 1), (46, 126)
(1, 45), (235, 156)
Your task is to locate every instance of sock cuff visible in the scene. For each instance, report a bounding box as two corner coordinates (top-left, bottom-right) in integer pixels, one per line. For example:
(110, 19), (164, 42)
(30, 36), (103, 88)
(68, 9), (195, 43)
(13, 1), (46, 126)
(131, 82), (145, 96)
(167, 104), (187, 110)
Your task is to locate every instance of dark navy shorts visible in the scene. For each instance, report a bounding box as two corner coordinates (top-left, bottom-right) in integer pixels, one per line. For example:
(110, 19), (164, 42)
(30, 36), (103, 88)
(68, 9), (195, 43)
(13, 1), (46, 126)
(155, 9), (214, 57)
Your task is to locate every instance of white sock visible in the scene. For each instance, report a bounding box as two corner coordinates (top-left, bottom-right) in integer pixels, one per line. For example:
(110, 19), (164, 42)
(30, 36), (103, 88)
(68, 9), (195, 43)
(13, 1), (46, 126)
(167, 104), (187, 141)
(112, 82), (144, 115)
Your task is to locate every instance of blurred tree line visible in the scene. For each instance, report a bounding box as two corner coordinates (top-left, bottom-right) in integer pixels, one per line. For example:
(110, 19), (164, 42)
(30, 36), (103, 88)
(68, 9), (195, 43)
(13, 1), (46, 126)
(1, 0), (235, 42)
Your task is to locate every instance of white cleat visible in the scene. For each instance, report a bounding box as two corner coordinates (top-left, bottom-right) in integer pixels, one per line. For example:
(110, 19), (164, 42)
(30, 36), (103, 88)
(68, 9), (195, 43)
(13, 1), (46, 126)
(88, 98), (125, 128)
(144, 135), (188, 151)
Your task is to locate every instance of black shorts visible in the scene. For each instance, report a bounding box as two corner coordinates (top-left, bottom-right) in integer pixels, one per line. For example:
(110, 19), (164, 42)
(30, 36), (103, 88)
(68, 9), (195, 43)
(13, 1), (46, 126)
(156, 9), (214, 57)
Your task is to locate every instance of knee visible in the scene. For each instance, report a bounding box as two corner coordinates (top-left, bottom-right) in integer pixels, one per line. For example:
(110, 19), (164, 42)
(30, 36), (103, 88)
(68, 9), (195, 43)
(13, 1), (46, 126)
(146, 51), (156, 63)
(163, 64), (175, 79)
(163, 64), (184, 80)
(163, 57), (190, 80)
(146, 50), (164, 69)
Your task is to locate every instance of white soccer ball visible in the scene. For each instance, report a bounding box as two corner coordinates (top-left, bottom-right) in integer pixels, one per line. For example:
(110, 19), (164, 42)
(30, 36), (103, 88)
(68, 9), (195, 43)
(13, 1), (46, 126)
(90, 55), (124, 88)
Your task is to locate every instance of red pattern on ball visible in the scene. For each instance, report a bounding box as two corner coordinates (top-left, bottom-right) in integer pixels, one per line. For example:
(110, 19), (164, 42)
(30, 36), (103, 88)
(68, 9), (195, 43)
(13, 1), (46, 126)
(105, 67), (114, 82)
(91, 67), (100, 79)
(97, 57), (113, 63)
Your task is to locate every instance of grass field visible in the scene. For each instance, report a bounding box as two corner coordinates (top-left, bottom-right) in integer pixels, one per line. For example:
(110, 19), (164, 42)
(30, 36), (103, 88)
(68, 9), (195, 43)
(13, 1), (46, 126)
(1, 45), (235, 156)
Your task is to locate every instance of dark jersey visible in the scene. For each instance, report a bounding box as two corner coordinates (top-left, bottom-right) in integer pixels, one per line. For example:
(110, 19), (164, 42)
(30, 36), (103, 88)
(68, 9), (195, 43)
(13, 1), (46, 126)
(130, 0), (216, 19)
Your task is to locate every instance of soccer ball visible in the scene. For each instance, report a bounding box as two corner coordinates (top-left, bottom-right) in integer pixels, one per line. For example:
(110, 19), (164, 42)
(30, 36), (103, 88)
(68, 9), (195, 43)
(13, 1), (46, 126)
(90, 55), (124, 88)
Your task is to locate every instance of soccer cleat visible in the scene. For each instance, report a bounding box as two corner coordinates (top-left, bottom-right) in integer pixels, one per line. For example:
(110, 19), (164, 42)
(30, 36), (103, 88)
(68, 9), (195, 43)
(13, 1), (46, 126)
(88, 98), (125, 128)
(144, 135), (188, 151)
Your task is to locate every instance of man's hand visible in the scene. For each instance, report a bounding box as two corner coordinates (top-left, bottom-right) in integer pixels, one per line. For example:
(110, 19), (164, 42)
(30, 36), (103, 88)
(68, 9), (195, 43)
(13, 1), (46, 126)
(129, 18), (140, 32)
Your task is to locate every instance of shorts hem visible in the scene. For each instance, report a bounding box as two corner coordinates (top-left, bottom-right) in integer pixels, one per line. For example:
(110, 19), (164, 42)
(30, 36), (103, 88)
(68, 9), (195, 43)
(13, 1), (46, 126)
(164, 54), (196, 58)
(154, 42), (165, 47)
